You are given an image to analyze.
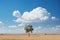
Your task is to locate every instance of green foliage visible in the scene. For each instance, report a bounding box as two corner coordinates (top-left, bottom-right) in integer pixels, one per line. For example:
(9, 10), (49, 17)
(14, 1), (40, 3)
(24, 24), (33, 33)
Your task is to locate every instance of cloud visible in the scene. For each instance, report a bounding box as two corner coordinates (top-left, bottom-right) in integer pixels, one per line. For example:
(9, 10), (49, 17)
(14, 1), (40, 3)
(33, 25), (60, 34)
(0, 21), (3, 23)
(51, 16), (56, 20)
(18, 23), (25, 27)
(21, 7), (50, 21)
(13, 10), (21, 17)
(0, 28), (25, 34)
(8, 25), (17, 28)
(0, 21), (4, 27)
(13, 7), (57, 23)
(0, 24), (25, 34)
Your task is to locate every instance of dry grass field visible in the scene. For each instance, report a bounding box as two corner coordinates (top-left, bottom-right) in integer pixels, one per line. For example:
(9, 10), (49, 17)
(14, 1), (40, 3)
(0, 34), (60, 40)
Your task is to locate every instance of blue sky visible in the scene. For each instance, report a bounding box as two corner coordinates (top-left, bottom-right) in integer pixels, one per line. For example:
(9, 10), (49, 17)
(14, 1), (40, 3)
(0, 0), (60, 34)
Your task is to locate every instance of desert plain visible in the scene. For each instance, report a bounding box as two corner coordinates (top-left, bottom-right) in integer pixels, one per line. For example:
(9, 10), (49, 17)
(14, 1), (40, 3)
(0, 34), (60, 40)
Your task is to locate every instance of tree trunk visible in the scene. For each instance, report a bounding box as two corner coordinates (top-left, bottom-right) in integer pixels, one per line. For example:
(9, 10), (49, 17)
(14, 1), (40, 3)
(28, 32), (30, 37)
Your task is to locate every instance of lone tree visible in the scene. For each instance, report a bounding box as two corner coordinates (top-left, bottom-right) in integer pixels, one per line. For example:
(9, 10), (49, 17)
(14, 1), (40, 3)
(24, 24), (33, 37)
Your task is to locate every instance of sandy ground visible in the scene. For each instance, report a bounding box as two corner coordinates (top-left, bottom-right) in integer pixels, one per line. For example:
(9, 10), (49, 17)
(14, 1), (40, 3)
(0, 34), (60, 40)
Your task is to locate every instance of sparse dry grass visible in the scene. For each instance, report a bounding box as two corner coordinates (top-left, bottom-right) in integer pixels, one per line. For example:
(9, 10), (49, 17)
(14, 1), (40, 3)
(0, 34), (60, 40)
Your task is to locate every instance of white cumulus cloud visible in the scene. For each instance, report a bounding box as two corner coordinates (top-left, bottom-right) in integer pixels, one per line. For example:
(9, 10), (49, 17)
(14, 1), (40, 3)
(13, 10), (21, 17)
(13, 7), (57, 23)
